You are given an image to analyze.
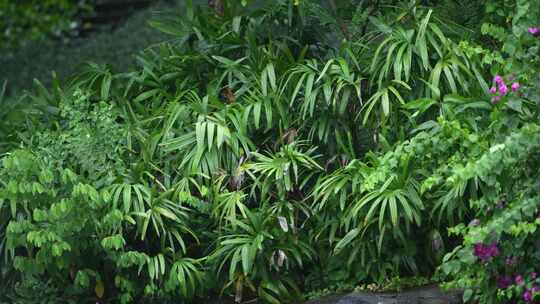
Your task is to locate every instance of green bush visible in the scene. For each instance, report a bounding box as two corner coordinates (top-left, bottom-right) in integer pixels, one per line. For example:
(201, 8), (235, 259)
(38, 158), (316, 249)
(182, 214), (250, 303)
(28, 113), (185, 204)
(1, 0), (540, 303)
(438, 1), (540, 303)
(1, 1), (172, 96)
(0, 0), (90, 49)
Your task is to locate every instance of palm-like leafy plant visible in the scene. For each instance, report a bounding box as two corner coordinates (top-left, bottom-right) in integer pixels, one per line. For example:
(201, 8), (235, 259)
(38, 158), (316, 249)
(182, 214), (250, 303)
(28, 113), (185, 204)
(210, 208), (314, 303)
(0, 0), (505, 302)
(345, 158), (423, 233)
(363, 9), (485, 127)
(247, 141), (322, 200)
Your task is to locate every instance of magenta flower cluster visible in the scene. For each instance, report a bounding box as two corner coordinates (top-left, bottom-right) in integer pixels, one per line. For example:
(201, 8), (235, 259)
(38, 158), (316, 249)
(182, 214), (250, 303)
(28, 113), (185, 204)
(498, 272), (540, 302)
(524, 272), (540, 303)
(523, 286), (540, 302)
(473, 242), (500, 261)
(529, 26), (540, 37)
(489, 74), (520, 103)
(497, 275), (512, 289)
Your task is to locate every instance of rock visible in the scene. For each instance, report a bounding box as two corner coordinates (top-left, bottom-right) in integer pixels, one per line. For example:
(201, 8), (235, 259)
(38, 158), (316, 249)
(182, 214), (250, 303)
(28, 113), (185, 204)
(307, 294), (349, 304)
(308, 285), (462, 304)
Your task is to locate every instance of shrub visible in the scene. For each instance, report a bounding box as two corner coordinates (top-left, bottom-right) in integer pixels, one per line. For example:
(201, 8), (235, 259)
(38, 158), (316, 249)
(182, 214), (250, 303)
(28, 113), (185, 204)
(0, 0), (90, 49)
(1, 1), (172, 96)
(438, 2), (540, 303)
(1, 1), (540, 303)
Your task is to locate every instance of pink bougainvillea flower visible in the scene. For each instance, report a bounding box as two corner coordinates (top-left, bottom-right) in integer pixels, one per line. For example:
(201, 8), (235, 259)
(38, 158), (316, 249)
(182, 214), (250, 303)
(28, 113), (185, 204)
(499, 84), (509, 95)
(492, 96), (501, 103)
(524, 286), (540, 303)
(529, 26), (540, 37)
(511, 82), (520, 92)
(524, 290), (533, 302)
(516, 275), (525, 285)
(497, 276), (513, 289)
(473, 242), (500, 261)
(494, 75), (504, 84)
(532, 272), (538, 280)
(489, 86), (497, 94)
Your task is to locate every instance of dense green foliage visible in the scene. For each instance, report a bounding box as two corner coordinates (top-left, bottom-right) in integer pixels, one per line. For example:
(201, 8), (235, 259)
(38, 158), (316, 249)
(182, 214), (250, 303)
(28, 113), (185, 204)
(1, 1), (173, 96)
(1, 0), (540, 303)
(0, 0), (90, 49)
